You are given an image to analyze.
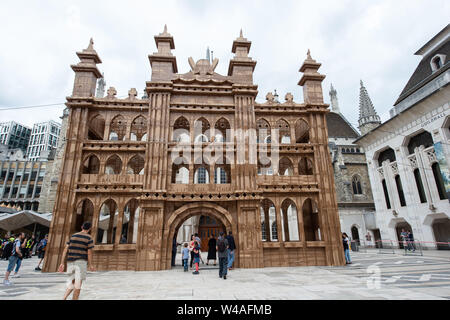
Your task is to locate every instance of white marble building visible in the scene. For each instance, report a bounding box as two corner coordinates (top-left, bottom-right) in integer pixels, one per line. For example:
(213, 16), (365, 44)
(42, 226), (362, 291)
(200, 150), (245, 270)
(355, 24), (450, 250)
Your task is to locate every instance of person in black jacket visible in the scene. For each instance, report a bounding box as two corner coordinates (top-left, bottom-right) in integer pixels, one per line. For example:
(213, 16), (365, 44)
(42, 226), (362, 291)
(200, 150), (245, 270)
(225, 231), (236, 270)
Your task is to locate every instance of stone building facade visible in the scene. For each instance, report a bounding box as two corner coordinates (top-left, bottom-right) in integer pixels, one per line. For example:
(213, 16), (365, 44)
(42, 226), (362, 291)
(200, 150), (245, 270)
(43, 27), (345, 272)
(327, 84), (377, 246)
(355, 24), (450, 250)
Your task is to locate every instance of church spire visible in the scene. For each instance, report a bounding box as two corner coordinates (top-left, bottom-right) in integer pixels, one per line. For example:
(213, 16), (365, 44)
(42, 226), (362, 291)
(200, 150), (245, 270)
(329, 83), (340, 113)
(358, 80), (381, 135)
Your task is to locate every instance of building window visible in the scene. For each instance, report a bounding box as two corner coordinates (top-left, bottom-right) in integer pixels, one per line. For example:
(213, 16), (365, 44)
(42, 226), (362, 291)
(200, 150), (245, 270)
(352, 175), (363, 194)
(377, 148), (396, 166)
(395, 175), (406, 207)
(413, 169), (427, 203)
(432, 162), (448, 200)
(407, 131), (433, 154)
(433, 56), (442, 69)
(382, 179), (391, 209)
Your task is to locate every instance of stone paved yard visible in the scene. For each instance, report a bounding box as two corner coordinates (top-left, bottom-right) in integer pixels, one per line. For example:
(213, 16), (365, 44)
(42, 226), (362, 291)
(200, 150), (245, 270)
(1, 249), (449, 300)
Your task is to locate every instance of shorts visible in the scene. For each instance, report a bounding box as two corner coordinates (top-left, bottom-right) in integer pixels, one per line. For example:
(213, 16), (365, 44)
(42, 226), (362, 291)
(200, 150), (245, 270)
(7, 255), (19, 272)
(66, 260), (87, 289)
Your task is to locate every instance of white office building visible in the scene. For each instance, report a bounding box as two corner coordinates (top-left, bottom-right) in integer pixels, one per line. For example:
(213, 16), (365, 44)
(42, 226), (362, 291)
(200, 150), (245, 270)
(27, 120), (61, 161)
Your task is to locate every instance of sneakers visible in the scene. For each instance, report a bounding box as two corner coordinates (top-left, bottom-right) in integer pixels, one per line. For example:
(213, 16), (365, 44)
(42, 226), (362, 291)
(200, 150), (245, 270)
(223, 275), (227, 280)
(192, 271), (199, 275)
(11, 274), (20, 278)
(35, 267), (41, 271)
(3, 280), (12, 286)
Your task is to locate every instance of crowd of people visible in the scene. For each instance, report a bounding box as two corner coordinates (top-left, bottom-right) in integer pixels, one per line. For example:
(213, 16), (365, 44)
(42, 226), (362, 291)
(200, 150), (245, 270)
(1, 233), (49, 285)
(173, 230), (237, 279)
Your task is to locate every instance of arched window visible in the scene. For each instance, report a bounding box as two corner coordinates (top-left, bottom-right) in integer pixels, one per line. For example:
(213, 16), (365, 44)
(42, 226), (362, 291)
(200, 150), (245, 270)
(82, 155), (100, 174)
(278, 157), (293, 176)
(121, 199), (140, 244)
(281, 199), (299, 241)
(433, 56), (442, 70)
(130, 115), (147, 141)
(298, 157), (313, 175)
(352, 175), (363, 195)
(413, 169), (427, 203)
(395, 175), (406, 207)
(407, 131), (433, 154)
(261, 222), (266, 241)
(377, 148), (396, 167)
(87, 114), (105, 140)
(256, 119), (271, 144)
(302, 199), (321, 241)
(257, 159), (273, 176)
(351, 226), (360, 246)
(97, 199), (118, 244)
(260, 199), (278, 241)
(214, 166), (230, 184)
(173, 116), (190, 142)
(105, 155), (122, 174)
(194, 166), (209, 184)
(73, 199), (94, 234)
(275, 119), (290, 144)
(432, 162), (448, 200)
(193, 117), (210, 143)
(214, 118), (230, 142)
(381, 179), (391, 209)
(294, 119), (310, 143)
(172, 157), (189, 184)
(109, 115), (127, 141)
(127, 155), (145, 175)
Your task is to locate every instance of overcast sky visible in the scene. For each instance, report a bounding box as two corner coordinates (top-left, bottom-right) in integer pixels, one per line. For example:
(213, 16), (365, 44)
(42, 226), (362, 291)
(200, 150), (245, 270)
(0, 0), (449, 131)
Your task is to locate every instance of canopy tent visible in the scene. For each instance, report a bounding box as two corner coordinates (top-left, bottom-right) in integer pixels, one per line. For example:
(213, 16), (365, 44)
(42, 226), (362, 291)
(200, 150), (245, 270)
(0, 210), (52, 232)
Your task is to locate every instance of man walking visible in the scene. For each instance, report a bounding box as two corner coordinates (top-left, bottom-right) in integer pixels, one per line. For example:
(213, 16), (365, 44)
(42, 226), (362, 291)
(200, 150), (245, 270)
(216, 232), (229, 279)
(58, 221), (95, 300)
(35, 234), (48, 271)
(3, 232), (25, 286)
(225, 231), (236, 270)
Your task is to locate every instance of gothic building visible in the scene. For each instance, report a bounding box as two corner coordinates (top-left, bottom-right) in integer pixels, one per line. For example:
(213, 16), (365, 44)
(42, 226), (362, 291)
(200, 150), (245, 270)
(327, 83), (378, 246)
(355, 24), (450, 249)
(43, 27), (345, 272)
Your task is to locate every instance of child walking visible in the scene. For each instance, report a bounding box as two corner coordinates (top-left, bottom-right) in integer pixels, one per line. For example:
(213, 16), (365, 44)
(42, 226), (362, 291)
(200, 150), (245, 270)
(182, 243), (189, 272)
(192, 241), (200, 275)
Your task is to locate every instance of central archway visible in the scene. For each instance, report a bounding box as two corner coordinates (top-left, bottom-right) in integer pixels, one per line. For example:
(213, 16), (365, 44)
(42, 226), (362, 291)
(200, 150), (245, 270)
(162, 202), (234, 270)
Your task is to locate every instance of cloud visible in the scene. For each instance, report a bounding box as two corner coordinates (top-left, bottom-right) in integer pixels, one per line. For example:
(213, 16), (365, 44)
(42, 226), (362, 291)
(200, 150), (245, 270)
(0, 0), (448, 129)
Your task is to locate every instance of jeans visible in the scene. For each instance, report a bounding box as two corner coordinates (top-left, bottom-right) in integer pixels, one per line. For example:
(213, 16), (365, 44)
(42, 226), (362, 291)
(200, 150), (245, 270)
(15, 258), (22, 273)
(219, 257), (228, 277)
(7, 255), (19, 272)
(182, 259), (188, 271)
(227, 249), (235, 269)
(344, 249), (351, 263)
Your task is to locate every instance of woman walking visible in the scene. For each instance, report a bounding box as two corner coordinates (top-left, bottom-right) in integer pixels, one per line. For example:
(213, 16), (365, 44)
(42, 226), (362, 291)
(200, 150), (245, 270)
(206, 235), (217, 266)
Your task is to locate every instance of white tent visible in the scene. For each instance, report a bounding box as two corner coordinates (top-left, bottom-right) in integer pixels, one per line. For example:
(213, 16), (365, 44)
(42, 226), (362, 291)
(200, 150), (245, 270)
(0, 210), (52, 232)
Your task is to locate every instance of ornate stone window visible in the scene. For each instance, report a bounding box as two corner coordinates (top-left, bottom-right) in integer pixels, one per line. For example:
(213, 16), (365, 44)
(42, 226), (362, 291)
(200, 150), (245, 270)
(109, 115), (127, 141)
(298, 157), (313, 175)
(194, 166), (209, 184)
(407, 131), (433, 154)
(73, 199), (94, 233)
(127, 154), (145, 174)
(377, 147), (396, 167)
(130, 115), (147, 141)
(173, 116), (190, 143)
(275, 119), (290, 144)
(82, 155), (100, 174)
(432, 163), (448, 200)
(302, 198), (320, 241)
(256, 118), (271, 144)
(193, 117), (210, 143)
(214, 117), (230, 142)
(121, 199), (140, 244)
(352, 175), (363, 195)
(172, 156), (189, 184)
(278, 157), (293, 176)
(260, 199), (278, 242)
(294, 119), (310, 143)
(105, 155), (122, 174)
(214, 165), (230, 184)
(87, 114), (105, 140)
(97, 199), (118, 244)
(395, 175), (407, 207)
(280, 198), (299, 241)
(413, 168), (427, 203)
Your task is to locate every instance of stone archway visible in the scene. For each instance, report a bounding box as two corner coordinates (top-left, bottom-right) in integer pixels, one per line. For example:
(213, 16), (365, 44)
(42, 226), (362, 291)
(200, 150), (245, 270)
(162, 202), (233, 269)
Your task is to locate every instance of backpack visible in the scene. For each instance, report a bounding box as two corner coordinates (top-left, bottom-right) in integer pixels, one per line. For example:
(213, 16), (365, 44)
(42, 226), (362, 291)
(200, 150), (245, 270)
(217, 239), (226, 253)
